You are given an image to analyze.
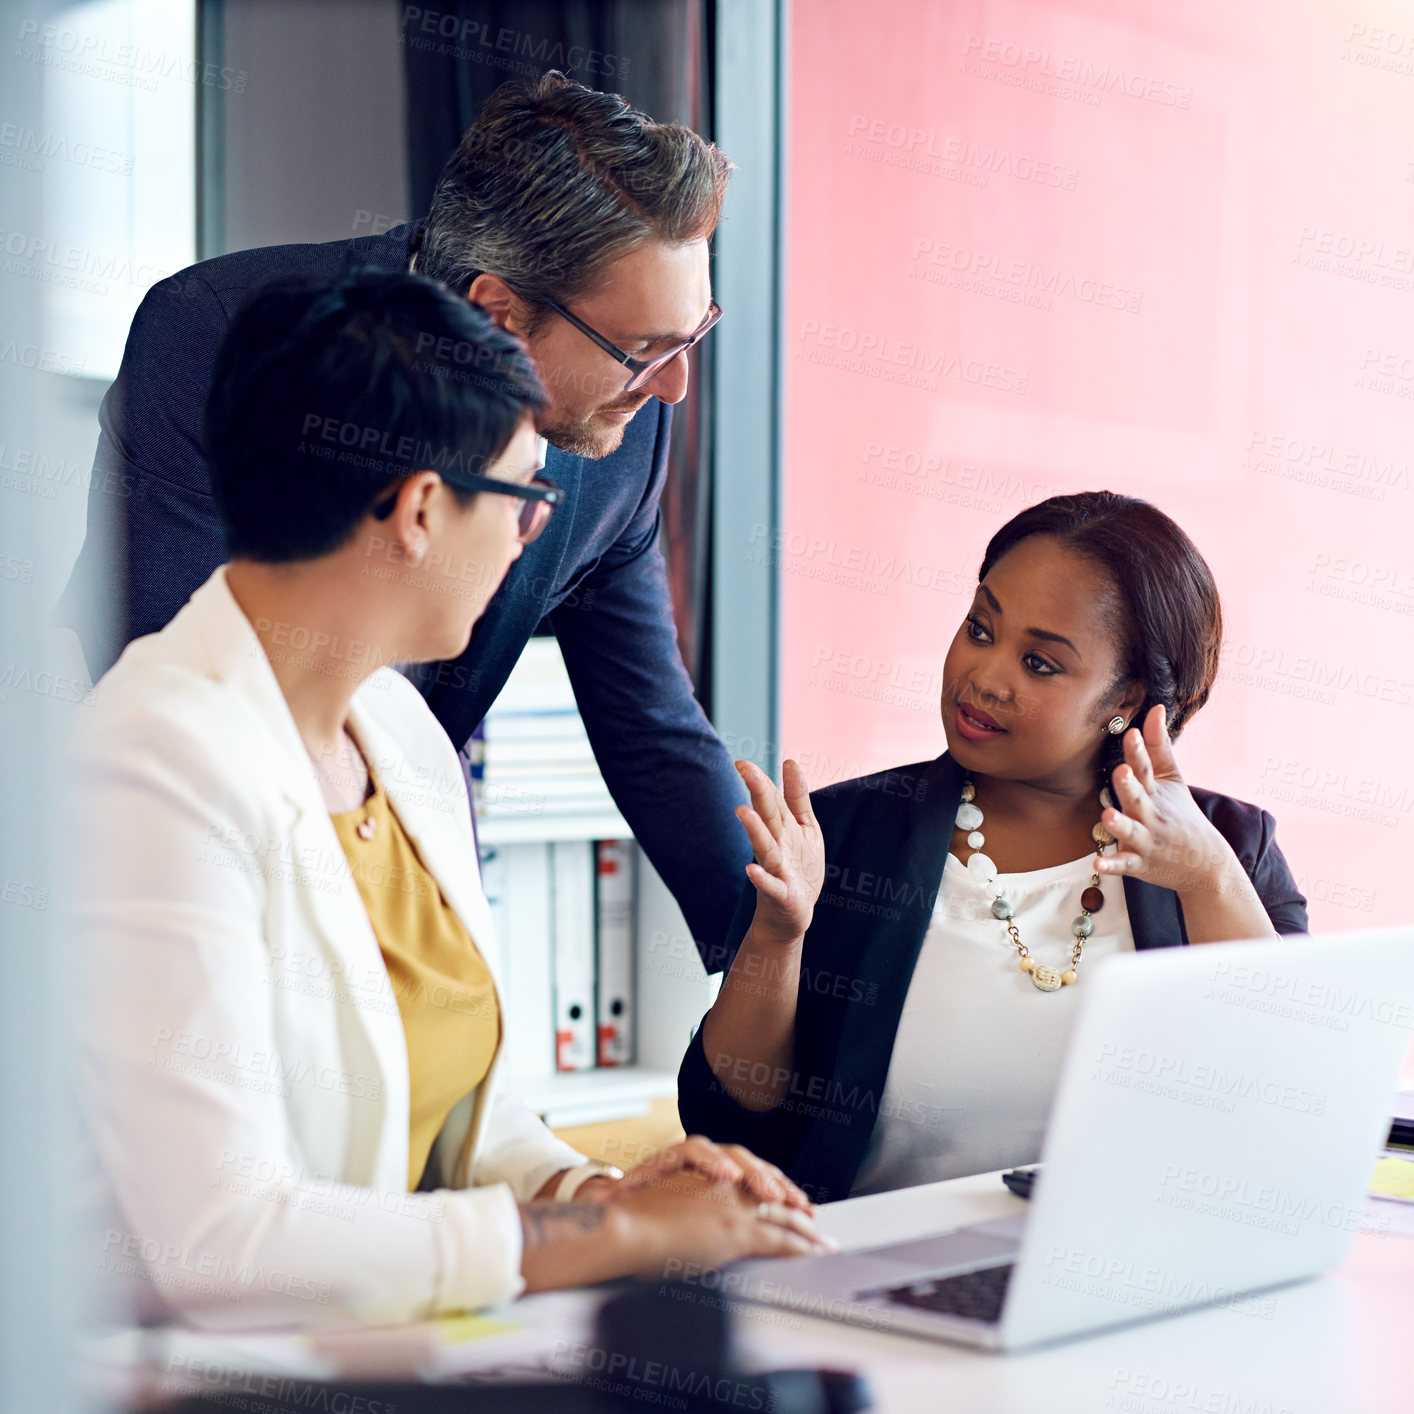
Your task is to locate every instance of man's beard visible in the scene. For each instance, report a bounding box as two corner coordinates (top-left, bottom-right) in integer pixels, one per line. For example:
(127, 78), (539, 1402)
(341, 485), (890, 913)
(541, 400), (648, 460)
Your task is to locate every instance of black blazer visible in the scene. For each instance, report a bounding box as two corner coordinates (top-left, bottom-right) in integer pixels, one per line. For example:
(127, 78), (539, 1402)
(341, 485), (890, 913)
(677, 751), (1308, 1202)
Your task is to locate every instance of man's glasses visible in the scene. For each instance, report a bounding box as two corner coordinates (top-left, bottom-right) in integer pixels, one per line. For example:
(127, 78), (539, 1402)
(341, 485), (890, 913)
(371, 473), (562, 544)
(544, 298), (723, 393)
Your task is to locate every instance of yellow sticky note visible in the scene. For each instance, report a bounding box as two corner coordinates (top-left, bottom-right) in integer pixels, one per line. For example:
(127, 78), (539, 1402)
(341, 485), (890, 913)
(434, 1312), (519, 1345)
(1370, 1156), (1414, 1201)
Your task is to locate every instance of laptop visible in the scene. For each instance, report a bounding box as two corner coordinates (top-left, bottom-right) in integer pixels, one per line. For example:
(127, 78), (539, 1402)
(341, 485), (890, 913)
(729, 926), (1414, 1351)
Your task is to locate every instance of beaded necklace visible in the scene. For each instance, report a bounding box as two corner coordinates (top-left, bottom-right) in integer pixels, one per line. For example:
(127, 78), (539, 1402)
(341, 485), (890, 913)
(956, 779), (1117, 991)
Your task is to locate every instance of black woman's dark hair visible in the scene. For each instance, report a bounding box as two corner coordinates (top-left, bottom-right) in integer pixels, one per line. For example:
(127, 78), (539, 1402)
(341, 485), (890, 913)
(978, 491), (1223, 776)
(206, 268), (545, 563)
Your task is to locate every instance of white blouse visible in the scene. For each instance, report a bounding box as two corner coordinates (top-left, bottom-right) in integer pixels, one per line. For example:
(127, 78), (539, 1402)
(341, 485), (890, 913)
(850, 849), (1135, 1196)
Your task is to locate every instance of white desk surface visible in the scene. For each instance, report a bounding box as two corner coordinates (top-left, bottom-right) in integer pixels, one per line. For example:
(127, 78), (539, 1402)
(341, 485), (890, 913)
(731, 1171), (1413, 1414)
(85, 1170), (1413, 1412)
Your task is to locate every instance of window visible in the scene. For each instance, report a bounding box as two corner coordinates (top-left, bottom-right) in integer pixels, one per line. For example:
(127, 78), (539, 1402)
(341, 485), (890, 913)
(34, 0), (198, 381)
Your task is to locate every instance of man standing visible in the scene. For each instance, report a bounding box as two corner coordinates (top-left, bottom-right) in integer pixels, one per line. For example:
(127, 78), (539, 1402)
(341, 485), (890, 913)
(56, 72), (748, 966)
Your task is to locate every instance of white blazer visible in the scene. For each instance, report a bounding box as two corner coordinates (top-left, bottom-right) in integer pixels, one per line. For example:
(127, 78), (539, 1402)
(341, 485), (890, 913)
(65, 567), (585, 1330)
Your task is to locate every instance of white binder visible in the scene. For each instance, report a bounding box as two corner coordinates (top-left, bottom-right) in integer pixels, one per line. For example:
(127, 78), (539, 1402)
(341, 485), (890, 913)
(595, 839), (635, 1066)
(551, 840), (596, 1072)
(482, 841), (555, 1079)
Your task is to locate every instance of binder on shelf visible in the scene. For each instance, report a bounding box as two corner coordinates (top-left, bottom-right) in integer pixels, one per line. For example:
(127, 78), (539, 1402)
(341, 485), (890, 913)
(482, 736), (593, 766)
(475, 638), (617, 822)
(595, 839), (635, 1067)
(483, 714), (589, 744)
(472, 638), (649, 1104)
(482, 841), (556, 1079)
(551, 840), (596, 1073)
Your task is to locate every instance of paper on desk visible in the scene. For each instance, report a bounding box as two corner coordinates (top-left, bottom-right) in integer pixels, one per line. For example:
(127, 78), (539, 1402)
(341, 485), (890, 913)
(305, 1310), (522, 1380)
(79, 1325), (336, 1407)
(1360, 1143), (1414, 1239)
(84, 1292), (602, 1402)
(1370, 1154), (1414, 1203)
(305, 1292), (602, 1382)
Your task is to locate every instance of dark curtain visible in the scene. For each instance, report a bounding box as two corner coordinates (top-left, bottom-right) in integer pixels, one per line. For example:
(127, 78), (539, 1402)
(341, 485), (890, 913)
(402, 0), (716, 700)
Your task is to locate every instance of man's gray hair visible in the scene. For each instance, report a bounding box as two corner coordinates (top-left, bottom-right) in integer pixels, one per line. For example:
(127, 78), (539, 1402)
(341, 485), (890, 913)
(417, 71), (733, 320)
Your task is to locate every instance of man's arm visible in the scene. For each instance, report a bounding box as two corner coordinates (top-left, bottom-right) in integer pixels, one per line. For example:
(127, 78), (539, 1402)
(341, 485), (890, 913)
(548, 407), (750, 970)
(55, 225), (426, 679)
(54, 270), (233, 679)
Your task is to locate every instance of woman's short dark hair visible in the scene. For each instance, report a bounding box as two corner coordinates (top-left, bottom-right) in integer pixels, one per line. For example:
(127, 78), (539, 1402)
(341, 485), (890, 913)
(417, 71), (733, 318)
(206, 270), (545, 563)
(978, 491), (1223, 772)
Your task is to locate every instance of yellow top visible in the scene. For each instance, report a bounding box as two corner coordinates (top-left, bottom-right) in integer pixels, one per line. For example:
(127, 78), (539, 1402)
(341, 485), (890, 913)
(329, 763), (500, 1189)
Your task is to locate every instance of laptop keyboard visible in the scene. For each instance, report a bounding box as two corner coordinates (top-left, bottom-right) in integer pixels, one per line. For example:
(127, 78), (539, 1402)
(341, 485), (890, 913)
(878, 1263), (1014, 1324)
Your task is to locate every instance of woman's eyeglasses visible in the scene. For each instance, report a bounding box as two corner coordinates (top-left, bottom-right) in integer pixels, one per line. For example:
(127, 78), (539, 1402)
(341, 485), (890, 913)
(371, 474), (562, 544)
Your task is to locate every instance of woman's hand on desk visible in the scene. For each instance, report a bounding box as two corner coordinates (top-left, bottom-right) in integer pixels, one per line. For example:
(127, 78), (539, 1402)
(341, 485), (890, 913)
(734, 759), (824, 946)
(518, 1178), (835, 1292)
(1096, 704), (1277, 943)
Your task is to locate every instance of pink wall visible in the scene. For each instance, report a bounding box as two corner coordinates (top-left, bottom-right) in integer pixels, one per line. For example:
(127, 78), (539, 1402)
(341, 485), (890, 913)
(781, 0), (1414, 938)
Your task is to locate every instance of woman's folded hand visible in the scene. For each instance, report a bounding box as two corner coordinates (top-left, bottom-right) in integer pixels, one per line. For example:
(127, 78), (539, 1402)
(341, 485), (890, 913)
(519, 1158), (834, 1293)
(592, 1134), (814, 1212)
(611, 1177), (837, 1279)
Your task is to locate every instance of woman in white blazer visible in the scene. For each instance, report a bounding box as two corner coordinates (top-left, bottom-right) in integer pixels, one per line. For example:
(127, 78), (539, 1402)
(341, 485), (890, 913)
(65, 272), (829, 1331)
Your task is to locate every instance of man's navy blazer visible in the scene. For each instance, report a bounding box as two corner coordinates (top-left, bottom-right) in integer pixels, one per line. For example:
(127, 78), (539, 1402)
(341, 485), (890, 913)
(677, 751), (1310, 1201)
(55, 221), (750, 961)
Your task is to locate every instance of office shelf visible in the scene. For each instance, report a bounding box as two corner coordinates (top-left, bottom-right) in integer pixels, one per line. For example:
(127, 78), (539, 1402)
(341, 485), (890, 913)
(475, 809), (631, 846)
(508, 1066), (680, 1129)
(475, 779), (718, 1129)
